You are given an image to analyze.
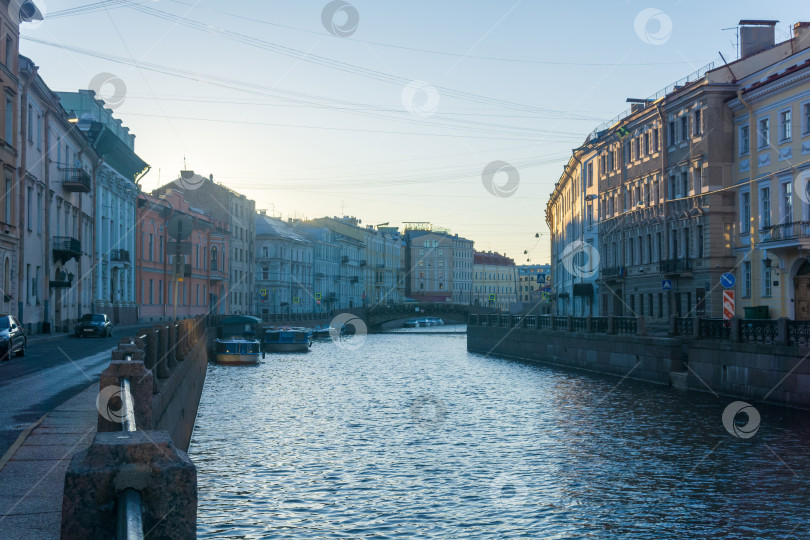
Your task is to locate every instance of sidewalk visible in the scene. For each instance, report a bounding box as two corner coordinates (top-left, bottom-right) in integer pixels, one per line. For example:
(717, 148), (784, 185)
(0, 383), (98, 540)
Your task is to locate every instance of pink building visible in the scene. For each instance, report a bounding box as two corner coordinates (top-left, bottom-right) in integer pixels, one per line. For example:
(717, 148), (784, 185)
(136, 189), (229, 322)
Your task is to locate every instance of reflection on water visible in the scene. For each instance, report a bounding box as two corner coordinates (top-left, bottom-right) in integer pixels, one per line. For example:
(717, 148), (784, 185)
(191, 333), (810, 539)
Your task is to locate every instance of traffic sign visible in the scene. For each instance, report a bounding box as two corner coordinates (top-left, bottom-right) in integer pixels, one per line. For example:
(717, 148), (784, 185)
(167, 214), (193, 240)
(662, 279), (673, 290)
(704, 282), (711, 291)
(489, 294), (496, 301)
(721, 272), (736, 288)
(315, 293), (322, 300)
(316, 300), (321, 305)
(293, 297), (299, 304)
(723, 290), (735, 320)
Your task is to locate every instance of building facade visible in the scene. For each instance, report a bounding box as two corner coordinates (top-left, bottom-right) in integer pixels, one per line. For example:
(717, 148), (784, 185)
(136, 189), (230, 322)
(154, 171), (255, 315)
(451, 234), (474, 304)
(517, 264), (551, 311)
(58, 89), (146, 325)
(472, 251), (518, 311)
(254, 213), (314, 315)
(729, 22), (810, 319)
(404, 229), (454, 303)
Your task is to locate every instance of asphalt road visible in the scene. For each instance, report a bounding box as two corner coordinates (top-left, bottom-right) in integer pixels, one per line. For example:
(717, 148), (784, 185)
(0, 330), (134, 457)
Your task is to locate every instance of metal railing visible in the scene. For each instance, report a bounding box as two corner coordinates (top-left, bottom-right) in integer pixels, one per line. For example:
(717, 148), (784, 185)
(572, 317), (587, 332)
(740, 320), (778, 344)
(760, 221), (810, 243)
(674, 317), (694, 336)
(614, 316), (638, 335)
(592, 317), (608, 333)
(788, 320), (810, 346)
(117, 363), (145, 540)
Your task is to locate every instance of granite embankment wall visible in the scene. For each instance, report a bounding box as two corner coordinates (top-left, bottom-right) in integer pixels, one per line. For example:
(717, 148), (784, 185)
(467, 325), (682, 385)
(469, 314), (810, 409)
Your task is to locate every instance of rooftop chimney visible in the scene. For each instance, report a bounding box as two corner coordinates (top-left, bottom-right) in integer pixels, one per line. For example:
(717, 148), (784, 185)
(739, 20), (777, 58)
(795, 22), (810, 52)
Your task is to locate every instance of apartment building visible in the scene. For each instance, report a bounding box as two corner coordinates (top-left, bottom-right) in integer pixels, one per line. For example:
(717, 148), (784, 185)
(517, 264), (551, 304)
(255, 214), (314, 315)
(472, 251), (518, 311)
(58, 89), (147, 325)
(136, 189), (230, 321)
(154, 171), (255, 315)
(728, 22), (810, 319)
(404, 228), (454, 303)
(547, 147), (600, 317)
(451, 234), (475, 304)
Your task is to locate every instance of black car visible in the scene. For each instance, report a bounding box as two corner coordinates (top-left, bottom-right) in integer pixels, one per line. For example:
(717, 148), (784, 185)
(74, 313), (113, 338)
(0, 315), (26, 361)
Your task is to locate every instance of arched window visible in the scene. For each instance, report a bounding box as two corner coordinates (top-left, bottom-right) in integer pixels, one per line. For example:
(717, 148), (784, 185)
(210, 246), (218, 271)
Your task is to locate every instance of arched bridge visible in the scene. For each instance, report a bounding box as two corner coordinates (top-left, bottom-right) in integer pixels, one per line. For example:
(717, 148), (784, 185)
(364, 303), (493, 329)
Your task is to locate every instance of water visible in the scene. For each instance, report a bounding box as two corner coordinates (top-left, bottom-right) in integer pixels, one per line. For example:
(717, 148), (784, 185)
(190, 330), (810, 539)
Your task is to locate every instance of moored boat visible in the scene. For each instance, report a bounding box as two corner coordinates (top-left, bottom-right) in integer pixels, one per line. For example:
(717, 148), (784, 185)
(263, 327), (312, 353)
(404, 318), (420, 328)
(214, 336), (263, 365)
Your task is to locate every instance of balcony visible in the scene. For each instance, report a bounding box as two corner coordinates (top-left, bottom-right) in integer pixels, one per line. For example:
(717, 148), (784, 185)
(109, 249), (130, 267)
(62, 168), (92, 193)
(52, 236), (81, 263)
(759, 221), (810, 247)
(209, 269), (224, 282)
(660, 259), (692, 275)
(341, 256), (349, 264)
(601, 266), (625, 279)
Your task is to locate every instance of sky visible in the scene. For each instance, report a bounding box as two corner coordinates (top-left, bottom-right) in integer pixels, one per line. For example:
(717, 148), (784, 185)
(17, 0), (809, 264)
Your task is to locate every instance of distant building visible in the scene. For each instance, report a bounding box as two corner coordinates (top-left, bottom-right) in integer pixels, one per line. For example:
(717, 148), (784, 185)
(472, 251), (518, 311)
(451, 234), (475, 304)
(136, 189), (230, 321)
(58, 89), (147, 325)
(517, 264), (551, 301)
(154, 172), (255, 314)
(404, 230), (454, 303)
(254, 213), (313, 315)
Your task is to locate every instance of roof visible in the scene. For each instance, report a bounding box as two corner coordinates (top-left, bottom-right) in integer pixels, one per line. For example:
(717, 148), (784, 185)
(255, 214), (312, 243)
(474, 252), (515, 266)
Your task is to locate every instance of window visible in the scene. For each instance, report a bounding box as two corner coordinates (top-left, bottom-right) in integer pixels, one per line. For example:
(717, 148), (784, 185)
(4, 174), (11, 222)
(758, 117), (770, 148)
(779, 109), (792, 141)
(4, 98), (12, 143)
(586, 162), (593, 187)
(644, 132), (650, 155)
(804, 102), (810, 135)
(762, 262), (772, 297)
(681, 171), (688, 196)
(743, 261), (752, 297)
(148, 234), (154, 261)
(26, 187), (32, 230)
(653, 128), (659, 151)
(760, 187), (771, 229)
(4, 36), (11, 67)
(668, 121), (676, 145)
(587, 203), (593, 227)
(740, 125), (750, 155)
(607, 151), (614, 171)
(741, 192), (750, 232)
(159, 236), (164, 262)
(697, 225), (704, 258)
(27, 105), (32, 142)
(149, 279), (154, 304)
(36, 191), (42, 233)
(681, 116), (688, 141)
(782, 182), (793, 224)
(693, 109), (702, 136)
(634, 138), (640, 160)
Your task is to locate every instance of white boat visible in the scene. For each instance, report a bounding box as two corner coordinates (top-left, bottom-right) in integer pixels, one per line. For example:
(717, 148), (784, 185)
(417, 317), (433, 326)
(404, 318), (420, 328)
(428, 317), (445, 326)
(214, 337), (263, 365)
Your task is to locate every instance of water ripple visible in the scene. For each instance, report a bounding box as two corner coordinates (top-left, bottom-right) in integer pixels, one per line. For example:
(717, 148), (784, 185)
(191, 334), (810, 539)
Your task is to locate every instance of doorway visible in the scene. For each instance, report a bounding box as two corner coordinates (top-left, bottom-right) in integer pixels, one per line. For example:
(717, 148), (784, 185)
(794, 261), (810, 321)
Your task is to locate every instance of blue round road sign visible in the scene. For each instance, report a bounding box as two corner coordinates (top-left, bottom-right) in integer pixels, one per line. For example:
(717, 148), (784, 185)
(720, 272), (736, 288)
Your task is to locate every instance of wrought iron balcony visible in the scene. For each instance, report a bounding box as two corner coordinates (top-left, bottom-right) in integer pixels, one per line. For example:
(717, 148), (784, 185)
(110, 249), (130, 264)
(209, 269), (224, 282)
(602, 266), (625, 279)
(759, 221), (810, 244)
(52, 236), (81, 263)
(62, 168), (92, 193)
(660, 259), (692, 274)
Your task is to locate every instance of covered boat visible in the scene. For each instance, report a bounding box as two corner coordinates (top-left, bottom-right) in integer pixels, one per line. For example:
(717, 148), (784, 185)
(215, 315), (263, 365)
(263, 327), (312, 353)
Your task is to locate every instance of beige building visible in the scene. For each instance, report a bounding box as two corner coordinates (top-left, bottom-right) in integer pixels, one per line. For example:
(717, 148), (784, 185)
(728, 22), (810, 319)
(563, 20), (810, 327)
(472, 251), (518, 311)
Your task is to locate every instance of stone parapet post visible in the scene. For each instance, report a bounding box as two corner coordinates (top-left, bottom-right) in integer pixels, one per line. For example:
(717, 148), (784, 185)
(730, 316), (741, 342)
(637, 317), (647, 336)
(566, 316), (573, 332)
(777, 317), (789, 346)
(61, 431), (196, 539)
(98, 345), (153, 432)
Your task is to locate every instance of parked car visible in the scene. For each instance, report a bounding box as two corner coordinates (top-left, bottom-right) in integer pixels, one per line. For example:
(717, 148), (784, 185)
(74, 313), (113, 338)
(0, 315), (26, 361)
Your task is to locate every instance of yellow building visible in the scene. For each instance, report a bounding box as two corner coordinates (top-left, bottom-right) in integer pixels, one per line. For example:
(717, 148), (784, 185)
(472, 252), (518, 311)
(729, 22), (810, 319)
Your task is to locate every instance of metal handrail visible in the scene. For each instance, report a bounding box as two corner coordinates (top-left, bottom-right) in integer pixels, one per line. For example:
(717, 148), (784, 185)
(117, 359), (145, 540)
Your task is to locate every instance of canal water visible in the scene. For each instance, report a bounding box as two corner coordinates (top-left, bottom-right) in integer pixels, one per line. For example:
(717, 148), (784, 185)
(190, 328), (810, 539)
